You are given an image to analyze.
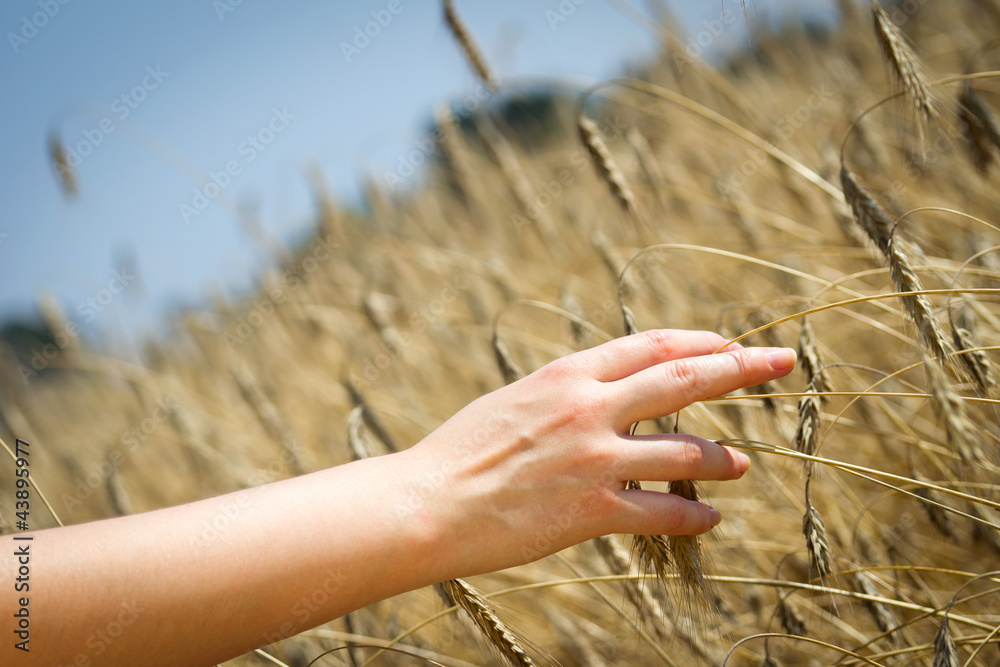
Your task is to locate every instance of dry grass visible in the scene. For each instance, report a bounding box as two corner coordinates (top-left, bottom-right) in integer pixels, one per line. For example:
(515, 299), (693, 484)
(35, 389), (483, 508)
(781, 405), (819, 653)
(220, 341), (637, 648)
(6, 1), (1000, 665)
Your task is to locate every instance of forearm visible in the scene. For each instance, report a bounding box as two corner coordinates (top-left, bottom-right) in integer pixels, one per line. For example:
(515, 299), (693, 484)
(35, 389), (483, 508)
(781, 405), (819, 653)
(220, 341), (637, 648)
(1, 449), (446, 667)
(0, 330), (795, 666)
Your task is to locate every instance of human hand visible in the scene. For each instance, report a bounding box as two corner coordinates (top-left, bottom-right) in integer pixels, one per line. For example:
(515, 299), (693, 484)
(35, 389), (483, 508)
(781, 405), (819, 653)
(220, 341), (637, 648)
(391, 329), (797, 580)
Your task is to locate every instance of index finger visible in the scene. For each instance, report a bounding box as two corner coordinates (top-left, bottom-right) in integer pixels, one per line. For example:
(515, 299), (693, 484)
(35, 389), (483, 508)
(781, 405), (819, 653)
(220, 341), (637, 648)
(577, 329), (741, 383)
(607, 346), (796, 429)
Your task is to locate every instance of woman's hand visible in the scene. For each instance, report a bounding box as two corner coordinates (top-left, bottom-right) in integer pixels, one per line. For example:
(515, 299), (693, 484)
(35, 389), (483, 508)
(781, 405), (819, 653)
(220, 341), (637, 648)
(393, 329), (797, 579)
(1, 329), (795, 667)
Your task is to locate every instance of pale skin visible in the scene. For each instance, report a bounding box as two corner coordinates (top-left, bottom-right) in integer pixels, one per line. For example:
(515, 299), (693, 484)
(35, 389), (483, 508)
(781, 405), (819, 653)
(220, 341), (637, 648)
(0, 329), (796, 666)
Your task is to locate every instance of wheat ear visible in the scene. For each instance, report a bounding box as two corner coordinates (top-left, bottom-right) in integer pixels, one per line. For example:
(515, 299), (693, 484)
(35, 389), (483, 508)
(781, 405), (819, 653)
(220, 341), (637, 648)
(932, 615), (959, 667)
(794, 319), (828, 460)
(870, 0), (936, 122)
(626, 480), (673, 586)
(840, 165), (957, 367)
(957, 83), (1000, 173)
(434, 578), (537, 667)
(667, 478), (713, 607)
(48, 131), (77, 196)
(777, 596), (808, 636)
(442, 0), (497, 92)
(492, 332), (524, 385)
(923, 353), (980, 467)
(950, 303), (994, 394)
(578, 116), (641, 225)
(802, 474), (834, 583)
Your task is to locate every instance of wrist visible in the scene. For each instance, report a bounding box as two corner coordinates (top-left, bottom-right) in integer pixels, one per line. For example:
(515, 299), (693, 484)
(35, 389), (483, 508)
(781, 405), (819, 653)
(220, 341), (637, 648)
(374, 446), (460, 585)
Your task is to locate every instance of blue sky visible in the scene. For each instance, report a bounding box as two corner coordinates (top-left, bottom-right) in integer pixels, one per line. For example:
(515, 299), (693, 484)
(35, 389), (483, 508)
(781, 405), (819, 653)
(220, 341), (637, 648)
(0, 0), (841, 344)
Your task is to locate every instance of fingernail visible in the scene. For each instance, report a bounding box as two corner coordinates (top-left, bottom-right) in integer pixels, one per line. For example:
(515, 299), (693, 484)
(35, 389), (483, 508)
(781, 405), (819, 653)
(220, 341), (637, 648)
(766, 347), (797, 371)
(736, 452), (751, 476)
(709, 509), (722, 527)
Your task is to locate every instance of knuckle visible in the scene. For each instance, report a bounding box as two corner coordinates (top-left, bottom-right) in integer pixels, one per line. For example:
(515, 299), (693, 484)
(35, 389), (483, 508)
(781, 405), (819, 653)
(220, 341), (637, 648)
(733, 349), (755, 378)
(659, 499), (688, 533)
(561, 382), (608, 423)
(584, 485), (620, 520)
(678, 437), (706, 469)
(666, 358), (702, 395)
(641, 329), (675, 355)
(581, 438), (612, 468)
(535, 356), (578, 384)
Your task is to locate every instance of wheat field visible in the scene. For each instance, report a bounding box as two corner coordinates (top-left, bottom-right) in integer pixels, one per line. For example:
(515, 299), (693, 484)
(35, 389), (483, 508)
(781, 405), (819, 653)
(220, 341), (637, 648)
(6, 1), (1000, 665)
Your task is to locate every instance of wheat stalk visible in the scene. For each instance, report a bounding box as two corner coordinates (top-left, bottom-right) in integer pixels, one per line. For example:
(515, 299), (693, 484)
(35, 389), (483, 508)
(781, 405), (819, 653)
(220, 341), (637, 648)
(48, 131), (77, 196)
(593, 535), (667, 639)
(578, 116), (641, 226)
(840, 164), (894, 255)
(545, 608), (611, 667)
(492, 332), (523, 385)
(777, 596), (808, 636)
(434, 578), (536, 667)
(913, 483), (960, 542)
(625, 127), (668, 207)
(794, 377), (823, 460)
(344, 378), (398, 453)
(434, 105), (481, 220)
(474, 113), (559, 244)
(621, 303), (639, 336)
(841, 164), (958, 367)
(105, 463), (133, 516)
(802, 476), (834, 583)
(870, 0), (936, 122)
(667, 478), (713, 607)
(932, 615), (959, 667)
(952, 325), (993, 392)
(794, 318), (829, 460)
(232, 362), (306, 475)
(887, 235), (957, 366)
(923, 353), (980, 467)
(957, 82), (1000, 174)
(625, 480), (673, 586)
(442, 0), (497, 92)
(347, 406), (374, 461)
(852, 570), (898, 637)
